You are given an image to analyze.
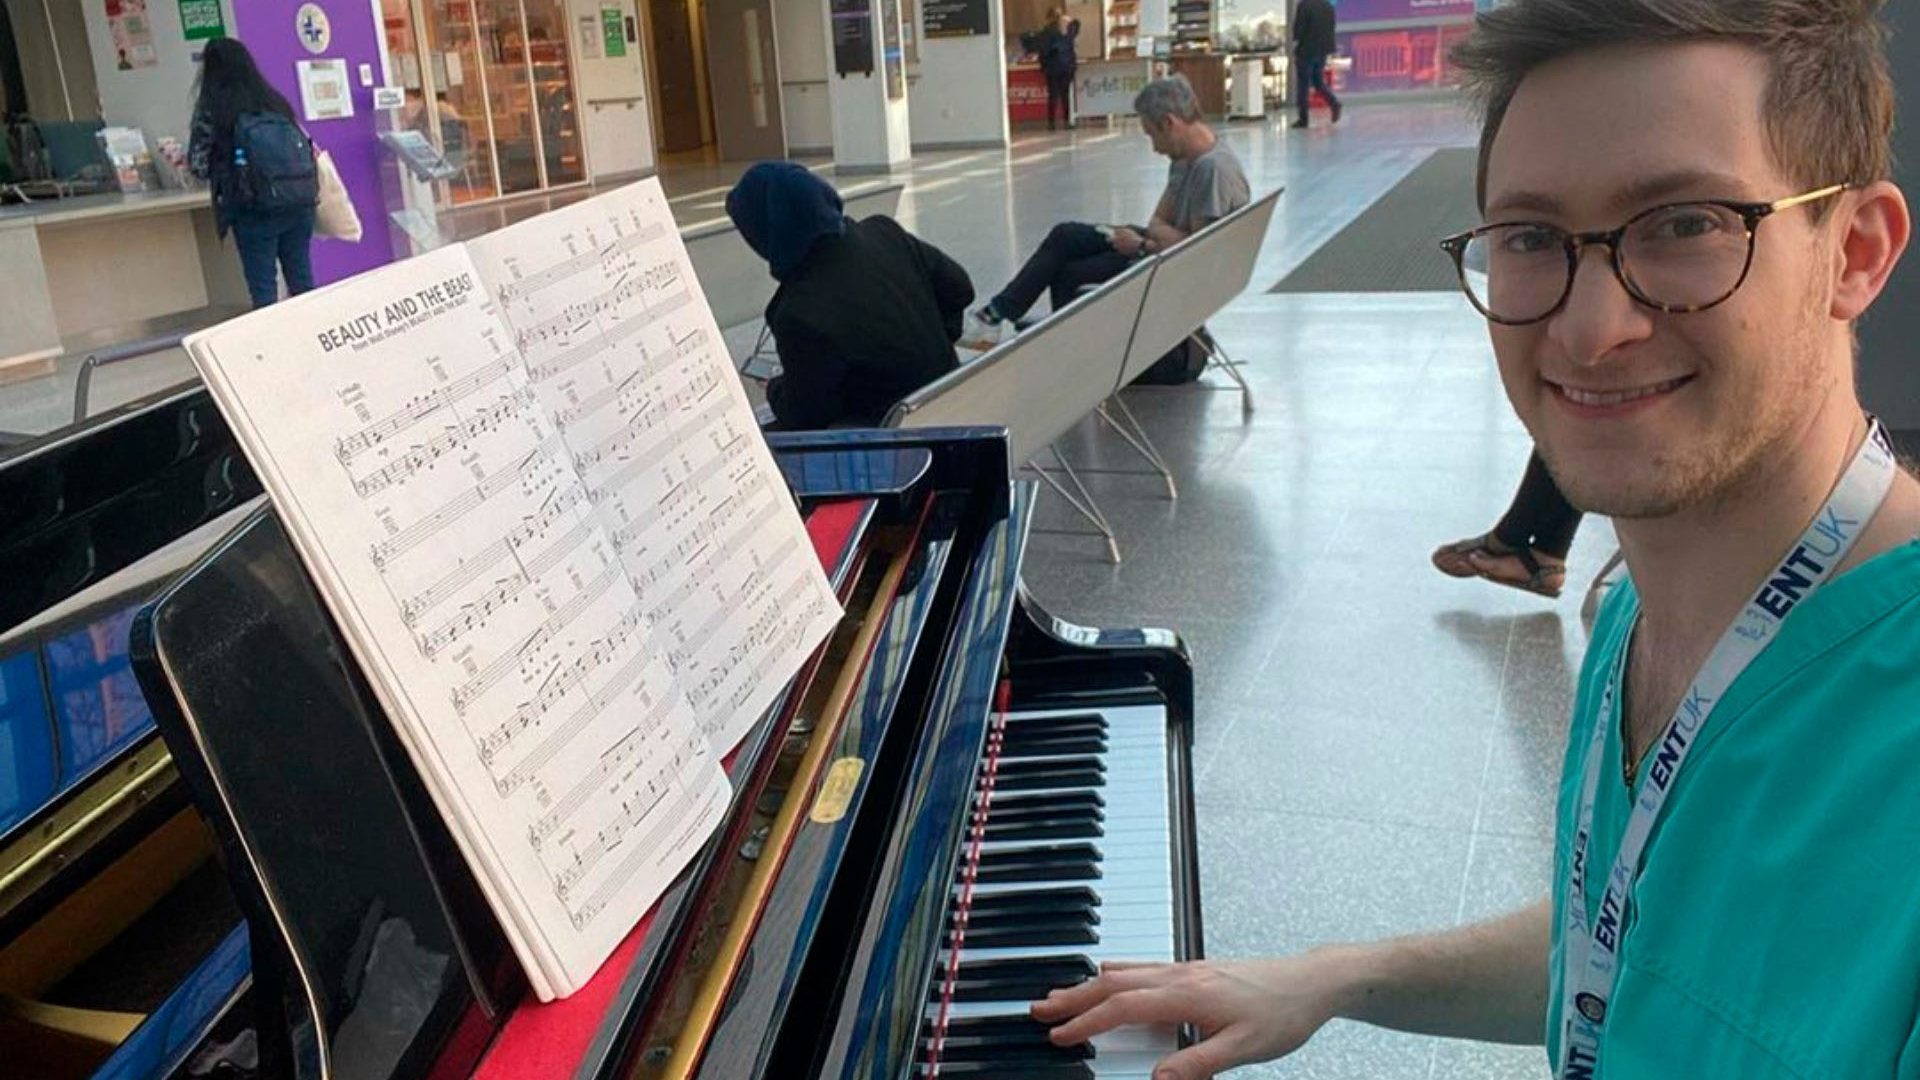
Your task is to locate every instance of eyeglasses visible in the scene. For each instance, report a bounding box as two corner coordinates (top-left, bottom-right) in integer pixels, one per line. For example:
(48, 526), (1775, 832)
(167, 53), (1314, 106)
(1439, 185), (1848, 326)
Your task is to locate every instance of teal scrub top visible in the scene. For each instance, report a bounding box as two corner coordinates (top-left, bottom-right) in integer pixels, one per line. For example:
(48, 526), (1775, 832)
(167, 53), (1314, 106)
(1548, 542), (1920, 1079)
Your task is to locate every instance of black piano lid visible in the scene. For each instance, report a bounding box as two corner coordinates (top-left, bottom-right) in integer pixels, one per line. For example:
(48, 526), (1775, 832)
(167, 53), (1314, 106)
(0, 383), (261, 634)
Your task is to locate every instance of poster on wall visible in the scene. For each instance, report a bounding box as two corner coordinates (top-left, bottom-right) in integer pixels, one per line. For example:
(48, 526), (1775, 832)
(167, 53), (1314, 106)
(177, 0), (224, 40)
(1333, 0), (1474, 22)
(578, 13), (602, 57)
(297, 58), (356, 121)
(831, 0), (874, 76)
(104, 0), (159, 70)
(923, 0), (989, 38)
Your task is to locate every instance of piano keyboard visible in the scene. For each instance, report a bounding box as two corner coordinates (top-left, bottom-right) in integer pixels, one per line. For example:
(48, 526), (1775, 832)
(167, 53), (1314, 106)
(919, 703), (1180, 1079)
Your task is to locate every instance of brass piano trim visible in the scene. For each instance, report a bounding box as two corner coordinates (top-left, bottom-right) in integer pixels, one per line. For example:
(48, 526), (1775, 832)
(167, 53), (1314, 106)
(0, 741), (179, 920)
(651, 538), (915, 1080)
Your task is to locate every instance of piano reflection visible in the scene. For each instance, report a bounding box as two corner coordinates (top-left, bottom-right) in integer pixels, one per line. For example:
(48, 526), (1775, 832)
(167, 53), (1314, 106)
(0, 387), (1200, 1080)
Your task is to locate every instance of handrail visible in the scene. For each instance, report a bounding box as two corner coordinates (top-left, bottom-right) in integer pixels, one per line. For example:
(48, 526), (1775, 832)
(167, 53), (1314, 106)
(74, 331), (191, 424)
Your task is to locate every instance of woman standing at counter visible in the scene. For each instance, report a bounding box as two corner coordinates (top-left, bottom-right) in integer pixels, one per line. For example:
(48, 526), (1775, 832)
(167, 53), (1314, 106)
(188, 38), (318, 308)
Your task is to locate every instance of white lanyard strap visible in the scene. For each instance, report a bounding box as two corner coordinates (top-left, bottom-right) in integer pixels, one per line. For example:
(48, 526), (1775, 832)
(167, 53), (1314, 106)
(1557, 419), (1898, 1080)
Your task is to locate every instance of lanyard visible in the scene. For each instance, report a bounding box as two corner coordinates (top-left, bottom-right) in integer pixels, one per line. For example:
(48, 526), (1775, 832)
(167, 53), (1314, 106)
(1557, 419), (1898, 1080)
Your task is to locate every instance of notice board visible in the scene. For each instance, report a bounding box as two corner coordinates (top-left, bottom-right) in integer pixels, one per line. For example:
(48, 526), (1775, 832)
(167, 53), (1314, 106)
(923, 0), (989, 37)
(832, 0), (875, 75)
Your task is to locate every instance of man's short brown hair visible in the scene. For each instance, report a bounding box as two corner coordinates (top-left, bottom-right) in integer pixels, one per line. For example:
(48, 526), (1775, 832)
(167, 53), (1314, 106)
(1451, 0), (1895, 213)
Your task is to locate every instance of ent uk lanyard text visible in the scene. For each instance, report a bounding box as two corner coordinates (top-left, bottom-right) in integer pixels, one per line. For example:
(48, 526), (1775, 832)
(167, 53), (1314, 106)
(1556, 419), (1898, 1080)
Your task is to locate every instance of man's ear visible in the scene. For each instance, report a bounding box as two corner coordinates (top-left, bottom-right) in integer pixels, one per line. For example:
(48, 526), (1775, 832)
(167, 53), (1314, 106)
(1831, 181), (1911, 322)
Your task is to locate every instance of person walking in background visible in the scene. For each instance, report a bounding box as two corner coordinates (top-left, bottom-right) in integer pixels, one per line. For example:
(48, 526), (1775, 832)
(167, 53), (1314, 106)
(727, 162), (975, 430)
(189, 37), (319, 308)
(1292, 0), (1342, 129)
(1041, 7), (1081, 131)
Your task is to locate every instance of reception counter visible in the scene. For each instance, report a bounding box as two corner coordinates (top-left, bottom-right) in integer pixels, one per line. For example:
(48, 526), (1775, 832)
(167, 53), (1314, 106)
(0, 191), (251, 381)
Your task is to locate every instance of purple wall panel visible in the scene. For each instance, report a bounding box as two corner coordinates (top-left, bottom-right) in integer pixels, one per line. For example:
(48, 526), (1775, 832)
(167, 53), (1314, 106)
(232, 0), (396, 284)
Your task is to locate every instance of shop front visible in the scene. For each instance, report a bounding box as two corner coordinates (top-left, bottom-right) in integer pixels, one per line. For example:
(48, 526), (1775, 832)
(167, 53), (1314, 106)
(379, 0), (589, 207)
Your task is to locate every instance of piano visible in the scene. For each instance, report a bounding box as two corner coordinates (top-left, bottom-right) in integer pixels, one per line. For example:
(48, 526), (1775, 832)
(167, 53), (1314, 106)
(2, 392), (1200, 1080)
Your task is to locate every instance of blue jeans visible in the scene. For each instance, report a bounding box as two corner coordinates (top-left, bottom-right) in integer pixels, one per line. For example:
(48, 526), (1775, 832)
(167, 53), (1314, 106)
(231, 207), (316, 308)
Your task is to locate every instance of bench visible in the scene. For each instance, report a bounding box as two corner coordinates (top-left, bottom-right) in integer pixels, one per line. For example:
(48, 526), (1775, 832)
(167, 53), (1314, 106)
(878, 189), (1282, 560)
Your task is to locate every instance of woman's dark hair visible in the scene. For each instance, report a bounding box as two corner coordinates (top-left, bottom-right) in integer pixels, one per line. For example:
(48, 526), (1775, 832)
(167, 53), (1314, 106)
(195, 37), (296, 135)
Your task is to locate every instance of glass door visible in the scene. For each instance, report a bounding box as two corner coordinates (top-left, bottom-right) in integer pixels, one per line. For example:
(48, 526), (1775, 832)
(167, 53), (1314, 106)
(523, 0), (585, 186)
(421, 0), (503, 202)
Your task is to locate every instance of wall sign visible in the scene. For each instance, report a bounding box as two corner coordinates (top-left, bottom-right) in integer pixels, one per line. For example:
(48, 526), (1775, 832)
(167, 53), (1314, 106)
(601, 7), (627, 56)
(831, 0), (874, 76)
(297, 58), (354, 120)
(922, 0), (989, 38)
(296, 2), (332, 54)
(177, 0), (224, 41)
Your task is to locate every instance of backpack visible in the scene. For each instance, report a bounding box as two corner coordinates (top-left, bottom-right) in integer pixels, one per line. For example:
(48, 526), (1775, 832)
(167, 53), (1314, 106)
(1131, 334), (1208, 386)
(223, 111), (317, 212)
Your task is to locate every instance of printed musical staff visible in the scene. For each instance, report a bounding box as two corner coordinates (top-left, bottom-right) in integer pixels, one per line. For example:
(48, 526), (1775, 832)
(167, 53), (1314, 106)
(334, 357), (515, 465)
(491, 219), (671, 303)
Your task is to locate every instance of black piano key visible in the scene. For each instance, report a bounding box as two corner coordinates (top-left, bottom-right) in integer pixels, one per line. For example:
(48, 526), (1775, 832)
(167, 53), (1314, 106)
(978, 791), (1105, 813)
(958, 924), (1099, 948)
(985, 768), (1106, 792)
(1001, 712), (1107, 728)
(917, 1053), (1098, 1068)
(936, 1040), (1095, 1064)
(938, 1014), (1068, 1040)
(997, 736), (1111, 758)
(982, 798), (1102, 819)
(1000, 722), (1108, 744)
(956, 903), (1098, 930)
(992, 756), (1106, 778)
(963, 886), (1101, 914)
(973, 843), (1102, 884)
(983, 817), (1104, 842)
(940, 956), (1098, 1002)
(1000, 719), (1106, 742)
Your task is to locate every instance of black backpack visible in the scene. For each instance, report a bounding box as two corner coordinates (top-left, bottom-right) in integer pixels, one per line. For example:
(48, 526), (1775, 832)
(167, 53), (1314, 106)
(223, 111), (317, 212)
(1131, 335), (1209, 386)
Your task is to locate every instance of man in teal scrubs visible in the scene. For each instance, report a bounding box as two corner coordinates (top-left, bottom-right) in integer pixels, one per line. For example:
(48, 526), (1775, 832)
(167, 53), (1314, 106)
(1030, 1), (1920, 1077)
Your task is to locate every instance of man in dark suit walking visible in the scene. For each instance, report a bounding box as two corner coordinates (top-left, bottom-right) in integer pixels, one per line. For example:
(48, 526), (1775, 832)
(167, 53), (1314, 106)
(1292, 0), (1342, 128)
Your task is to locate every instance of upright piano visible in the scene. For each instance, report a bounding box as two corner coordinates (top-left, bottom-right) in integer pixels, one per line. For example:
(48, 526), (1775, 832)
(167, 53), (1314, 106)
(2, 393), (1201, 1080)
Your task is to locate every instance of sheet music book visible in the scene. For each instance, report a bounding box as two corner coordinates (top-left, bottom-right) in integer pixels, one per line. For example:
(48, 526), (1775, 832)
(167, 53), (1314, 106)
(183, 179), (842, 1000)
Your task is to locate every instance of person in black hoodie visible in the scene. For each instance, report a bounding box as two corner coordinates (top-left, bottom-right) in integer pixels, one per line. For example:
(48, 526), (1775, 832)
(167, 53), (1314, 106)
(1292, 0), (1342, 129)
(1040, 8), (1081, 130)
(727, 162), (974, 430)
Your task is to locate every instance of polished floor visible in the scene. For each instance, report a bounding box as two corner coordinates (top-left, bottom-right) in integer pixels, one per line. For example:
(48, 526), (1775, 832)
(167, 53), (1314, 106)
(0, 104), (1599, 1077)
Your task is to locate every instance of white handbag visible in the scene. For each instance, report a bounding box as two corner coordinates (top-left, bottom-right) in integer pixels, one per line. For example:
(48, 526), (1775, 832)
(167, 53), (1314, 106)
(314, 150), (363, 243)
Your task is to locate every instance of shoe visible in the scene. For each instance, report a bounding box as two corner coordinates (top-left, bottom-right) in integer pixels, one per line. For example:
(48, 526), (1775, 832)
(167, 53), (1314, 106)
(1331, 102), (1344, 124)
(958, 308), (1010, 352)
(1048, 121), (1057, 131)
(1431, 532), (1566, 599)
(1066, 121), (1078, 130)
(1290, 119), (1308, 129)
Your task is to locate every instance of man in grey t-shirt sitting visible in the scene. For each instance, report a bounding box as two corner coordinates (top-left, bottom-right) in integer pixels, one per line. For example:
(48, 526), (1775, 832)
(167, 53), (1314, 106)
(963, 76), (1251, 350)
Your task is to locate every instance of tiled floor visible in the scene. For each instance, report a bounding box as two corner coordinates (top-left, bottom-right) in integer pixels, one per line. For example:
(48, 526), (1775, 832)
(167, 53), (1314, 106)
(0, 102), (1604, 1076)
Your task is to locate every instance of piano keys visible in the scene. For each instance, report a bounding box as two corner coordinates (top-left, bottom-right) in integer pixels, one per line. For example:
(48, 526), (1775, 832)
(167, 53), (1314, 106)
(0, 418), (1200, 1080)
(921, 703), (1186, 1080)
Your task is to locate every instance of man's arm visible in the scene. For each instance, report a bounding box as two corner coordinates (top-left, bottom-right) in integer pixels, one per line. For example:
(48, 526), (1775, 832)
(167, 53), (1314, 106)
(764, 317), (850, 431)
(904, 228), (977, 339)
(1031, 899), (1551, 1080)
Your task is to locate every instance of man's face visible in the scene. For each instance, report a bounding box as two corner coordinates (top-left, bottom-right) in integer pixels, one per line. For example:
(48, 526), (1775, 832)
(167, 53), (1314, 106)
(1140, 116), (1178, 158)
(1483, 42), (1845, 519)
